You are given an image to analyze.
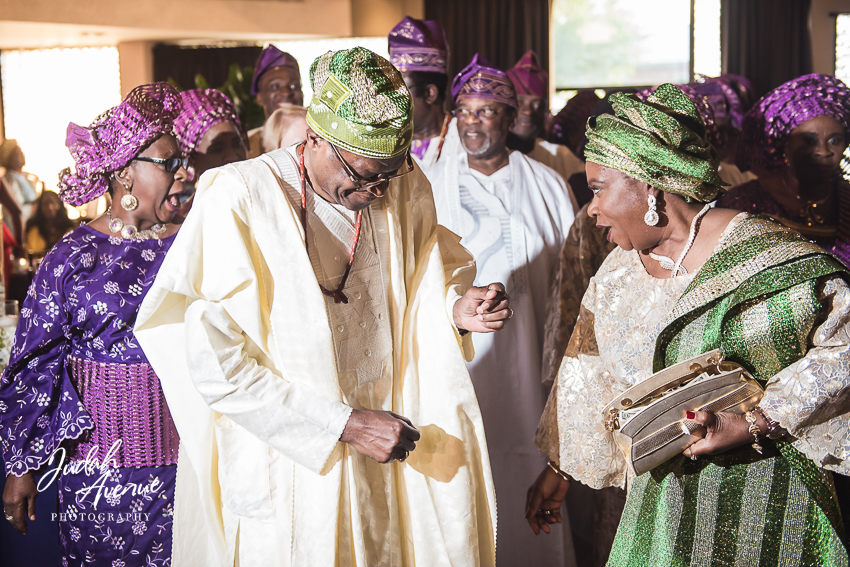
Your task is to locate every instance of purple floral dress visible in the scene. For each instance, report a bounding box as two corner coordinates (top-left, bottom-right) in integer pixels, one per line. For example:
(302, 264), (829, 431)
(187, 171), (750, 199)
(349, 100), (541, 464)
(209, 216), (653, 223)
(0, 224), (178, 567)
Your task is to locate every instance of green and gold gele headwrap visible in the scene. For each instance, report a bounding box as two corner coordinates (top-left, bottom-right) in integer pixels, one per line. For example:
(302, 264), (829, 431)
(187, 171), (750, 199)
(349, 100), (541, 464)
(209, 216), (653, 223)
(306, 47), (413, 159)
(584, 83), (727, 203)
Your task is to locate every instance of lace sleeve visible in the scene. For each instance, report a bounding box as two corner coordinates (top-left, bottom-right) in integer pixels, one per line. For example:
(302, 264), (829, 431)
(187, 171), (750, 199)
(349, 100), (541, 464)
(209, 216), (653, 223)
(759, 275), (850, 475)
(536, 277), (628, 490)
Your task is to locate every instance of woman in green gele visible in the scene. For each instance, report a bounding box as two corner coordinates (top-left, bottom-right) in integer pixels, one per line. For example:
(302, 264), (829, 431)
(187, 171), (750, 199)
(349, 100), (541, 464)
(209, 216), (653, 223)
(527, 83), (850, 566)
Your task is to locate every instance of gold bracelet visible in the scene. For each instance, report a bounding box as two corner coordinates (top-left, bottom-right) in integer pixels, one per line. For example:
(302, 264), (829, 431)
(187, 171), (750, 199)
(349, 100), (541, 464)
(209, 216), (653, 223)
(754, 406), (786, 440)
(547, 461), (571, 482)
(744, 411), (764, 454)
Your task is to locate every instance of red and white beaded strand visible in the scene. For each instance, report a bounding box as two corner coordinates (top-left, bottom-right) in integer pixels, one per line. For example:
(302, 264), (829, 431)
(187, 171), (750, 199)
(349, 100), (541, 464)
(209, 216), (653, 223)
(297, 142), (363, 304)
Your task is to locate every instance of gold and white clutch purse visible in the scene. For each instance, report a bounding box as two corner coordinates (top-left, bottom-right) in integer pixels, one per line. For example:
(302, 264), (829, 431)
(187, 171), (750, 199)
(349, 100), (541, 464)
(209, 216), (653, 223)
(602, 349), (764, 477)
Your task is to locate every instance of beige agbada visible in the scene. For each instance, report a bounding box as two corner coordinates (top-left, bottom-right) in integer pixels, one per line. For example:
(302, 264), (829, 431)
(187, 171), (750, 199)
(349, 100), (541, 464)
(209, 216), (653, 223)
(135, 153), (497, 566)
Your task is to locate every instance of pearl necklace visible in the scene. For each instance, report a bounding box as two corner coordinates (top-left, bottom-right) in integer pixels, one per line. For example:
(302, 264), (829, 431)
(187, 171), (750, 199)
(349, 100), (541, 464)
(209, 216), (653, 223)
(106, 207), (166, 240)
(648, 203), (711, 278)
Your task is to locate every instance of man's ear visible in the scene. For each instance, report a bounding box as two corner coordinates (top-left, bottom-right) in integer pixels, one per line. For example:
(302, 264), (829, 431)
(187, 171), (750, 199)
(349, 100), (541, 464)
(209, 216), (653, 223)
(304, 128), (321, 151)
(507, 108), (518, 132)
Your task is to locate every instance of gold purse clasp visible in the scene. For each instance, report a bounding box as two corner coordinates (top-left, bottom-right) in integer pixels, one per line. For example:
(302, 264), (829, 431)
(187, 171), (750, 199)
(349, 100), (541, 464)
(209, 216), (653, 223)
(604, 408), (620, 431)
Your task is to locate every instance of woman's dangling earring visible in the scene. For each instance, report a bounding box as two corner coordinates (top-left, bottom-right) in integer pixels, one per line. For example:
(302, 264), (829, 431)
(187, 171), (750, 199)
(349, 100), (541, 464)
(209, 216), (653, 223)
(119, 177), (138, 211)
(644, 194), (659, 226)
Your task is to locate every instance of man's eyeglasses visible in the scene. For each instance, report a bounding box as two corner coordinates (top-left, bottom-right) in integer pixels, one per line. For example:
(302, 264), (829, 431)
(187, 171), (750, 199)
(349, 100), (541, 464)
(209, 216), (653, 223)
(328, 143), (414, 190)
(133, 156), (186, 174)
(452, 107), (502, 121)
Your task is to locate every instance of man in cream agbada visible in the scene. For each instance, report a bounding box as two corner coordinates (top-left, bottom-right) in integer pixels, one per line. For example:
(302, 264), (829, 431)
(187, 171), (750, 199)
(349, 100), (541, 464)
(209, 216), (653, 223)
(135, 47), (509, 566)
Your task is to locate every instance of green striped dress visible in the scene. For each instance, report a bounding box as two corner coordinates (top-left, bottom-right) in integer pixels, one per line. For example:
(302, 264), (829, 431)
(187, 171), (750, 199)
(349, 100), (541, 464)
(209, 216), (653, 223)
(536, 214), (850, 566)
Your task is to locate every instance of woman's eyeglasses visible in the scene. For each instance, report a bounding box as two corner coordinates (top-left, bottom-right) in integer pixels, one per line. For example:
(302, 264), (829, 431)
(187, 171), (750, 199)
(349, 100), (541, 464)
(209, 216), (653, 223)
(328, 143), (414, 190)
(133, 156), (186, 174)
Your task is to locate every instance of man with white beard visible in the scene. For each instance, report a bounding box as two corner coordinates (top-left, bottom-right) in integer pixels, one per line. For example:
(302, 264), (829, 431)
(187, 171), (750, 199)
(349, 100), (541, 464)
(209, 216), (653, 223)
(428, 53), (577, 567)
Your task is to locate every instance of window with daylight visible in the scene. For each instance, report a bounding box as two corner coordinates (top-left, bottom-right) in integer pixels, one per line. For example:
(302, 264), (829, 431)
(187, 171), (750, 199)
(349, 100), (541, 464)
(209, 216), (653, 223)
(551, 0), (722, 112)
(836, 14), (850, 86)
(1, 47), (121, 218)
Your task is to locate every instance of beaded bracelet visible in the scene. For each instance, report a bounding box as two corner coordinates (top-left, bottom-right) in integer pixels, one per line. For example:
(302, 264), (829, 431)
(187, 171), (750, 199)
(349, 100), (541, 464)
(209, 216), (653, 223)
(744, 411), (764, 454)
(547, 461), (572, 482)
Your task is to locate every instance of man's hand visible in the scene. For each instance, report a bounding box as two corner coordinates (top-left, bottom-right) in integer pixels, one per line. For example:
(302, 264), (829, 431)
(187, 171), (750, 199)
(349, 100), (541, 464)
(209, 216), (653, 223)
(525, 466), (570, 535)
(3, 472), (37, 535)
(453, 283), (511, 333)
(340, 409), (421, 463)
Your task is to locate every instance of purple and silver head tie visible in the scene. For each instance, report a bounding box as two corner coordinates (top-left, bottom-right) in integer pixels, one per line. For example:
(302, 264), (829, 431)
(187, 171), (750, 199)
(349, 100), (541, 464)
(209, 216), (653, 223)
(388, 16), (449, 74)
(736, 73), (850, 172)
(451, 53), (518, 108)
(58, 82), (182, 206)
(697, 74), (754, 132)
(174, 89), (245, 181)
(636, 84), (721, 150)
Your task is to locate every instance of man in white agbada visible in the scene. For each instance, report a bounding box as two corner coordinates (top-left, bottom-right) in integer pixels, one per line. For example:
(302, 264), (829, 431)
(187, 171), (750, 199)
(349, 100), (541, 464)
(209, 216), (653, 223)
(388, 16), (460, 177)
(506, 51), (585, 188)
(135, 48), (510, 567)
(428, 54), (577, 567)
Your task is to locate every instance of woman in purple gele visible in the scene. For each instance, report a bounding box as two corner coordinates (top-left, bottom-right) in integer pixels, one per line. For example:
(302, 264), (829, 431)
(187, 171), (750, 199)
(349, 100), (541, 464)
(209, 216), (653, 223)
(717, 73), (850, 266)
(168, 88), (247, 228)
(0, 82), (188, 567)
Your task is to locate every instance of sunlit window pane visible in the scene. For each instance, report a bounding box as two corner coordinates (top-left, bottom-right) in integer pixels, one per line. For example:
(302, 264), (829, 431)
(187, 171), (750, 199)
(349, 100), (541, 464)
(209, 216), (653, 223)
(1, 47), (122, 201)
(836, 14), (850, 86)
(270, 38), (387, 106)
(693, 0), (722, 78)
(552, 0), (691, 88)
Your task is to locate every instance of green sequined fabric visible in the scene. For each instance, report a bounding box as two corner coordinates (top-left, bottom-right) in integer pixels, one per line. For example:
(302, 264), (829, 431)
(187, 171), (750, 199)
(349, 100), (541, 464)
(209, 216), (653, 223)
(607, 216), (849, 567)
(585, 83), (726, 203)
(306, 47), (413, 159)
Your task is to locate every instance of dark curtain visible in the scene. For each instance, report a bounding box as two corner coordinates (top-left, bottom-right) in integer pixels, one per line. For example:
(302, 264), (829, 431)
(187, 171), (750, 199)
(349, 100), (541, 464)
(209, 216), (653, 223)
(424, 0), (550, 85)
(722, 0), (812, 99)
(152, 45), (262, 91)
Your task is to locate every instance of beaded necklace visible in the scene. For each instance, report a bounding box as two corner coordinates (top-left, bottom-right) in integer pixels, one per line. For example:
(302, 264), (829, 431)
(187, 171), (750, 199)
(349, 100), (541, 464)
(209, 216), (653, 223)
(297, 142), (363, 304)
(433, 113), (451, 162)
(106, 206), (166, 240)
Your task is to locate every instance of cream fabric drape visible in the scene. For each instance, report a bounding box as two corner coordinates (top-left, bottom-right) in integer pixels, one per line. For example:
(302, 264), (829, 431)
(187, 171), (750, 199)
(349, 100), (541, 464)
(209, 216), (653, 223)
(135, 153), (496, 566)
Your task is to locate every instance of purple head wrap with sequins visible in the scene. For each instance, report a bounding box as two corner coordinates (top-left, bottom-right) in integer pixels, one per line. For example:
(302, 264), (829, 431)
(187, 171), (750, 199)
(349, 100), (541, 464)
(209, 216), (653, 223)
(388, 17), (449, 74)
(736, 73), (850, 172)
(637, 84), (721, 150)
(451, 54), (517, 108)
(174, 89), (245, 180)
(251, 45), (300, 97)
(506, 51), (548, 99)
(58, 82), (182, 206)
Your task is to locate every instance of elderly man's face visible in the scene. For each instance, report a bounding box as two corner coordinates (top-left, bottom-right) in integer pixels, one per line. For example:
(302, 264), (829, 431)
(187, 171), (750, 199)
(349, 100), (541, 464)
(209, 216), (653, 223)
(304, 129), (409, 212)
(257, 67), (304, 117)
(511, 94), (547, 141)
(456, 98), (516, 159)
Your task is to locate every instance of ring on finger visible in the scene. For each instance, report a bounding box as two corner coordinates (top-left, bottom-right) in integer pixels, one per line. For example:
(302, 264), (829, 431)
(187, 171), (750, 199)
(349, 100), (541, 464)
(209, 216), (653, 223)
(542, 509), (552, 516)
(508, 308), (514, 319)
(688, 447), (697, 461)
(398, 450), (409, 462)
(4, 513), (12, 522)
